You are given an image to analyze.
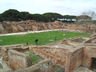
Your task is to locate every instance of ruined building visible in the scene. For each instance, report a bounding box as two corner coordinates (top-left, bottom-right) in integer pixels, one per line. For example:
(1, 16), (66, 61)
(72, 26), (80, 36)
(1, 34), (96, 72)
(0, 20), (96, 34)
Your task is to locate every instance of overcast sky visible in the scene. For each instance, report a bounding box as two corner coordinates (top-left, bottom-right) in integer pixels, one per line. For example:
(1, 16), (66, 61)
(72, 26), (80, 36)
(0, 0), (96, 15)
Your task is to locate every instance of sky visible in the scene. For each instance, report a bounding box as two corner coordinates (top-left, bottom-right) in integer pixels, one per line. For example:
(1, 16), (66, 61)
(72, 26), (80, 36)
(0, 0), (96, 15)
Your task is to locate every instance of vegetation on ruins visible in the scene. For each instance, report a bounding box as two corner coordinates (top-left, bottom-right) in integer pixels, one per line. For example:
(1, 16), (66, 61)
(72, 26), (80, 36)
(0, 9), (91, 22)
(0, 31), (90, 45)
(24, 51), (44, 65)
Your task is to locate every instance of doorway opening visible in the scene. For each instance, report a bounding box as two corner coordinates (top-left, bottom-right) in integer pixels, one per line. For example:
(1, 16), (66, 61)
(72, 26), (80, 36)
(91, 58), (96, 71)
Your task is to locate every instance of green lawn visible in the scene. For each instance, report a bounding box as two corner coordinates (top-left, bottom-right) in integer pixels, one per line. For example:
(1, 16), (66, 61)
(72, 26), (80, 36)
(0, 31), (90, 45)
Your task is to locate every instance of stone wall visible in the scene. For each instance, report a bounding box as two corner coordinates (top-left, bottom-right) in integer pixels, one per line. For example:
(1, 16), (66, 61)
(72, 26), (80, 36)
(8, 50), (32, 70)
(29, 46), (67, 66)
(30, 46), (85, 72)
(83, 44), (96, 68)
(1, 44), (24, 61)
(1, 44), (31, 70)
(0, 20), (96, 34)
(65, 48), (84, 72)
(15, 59), (54, 72)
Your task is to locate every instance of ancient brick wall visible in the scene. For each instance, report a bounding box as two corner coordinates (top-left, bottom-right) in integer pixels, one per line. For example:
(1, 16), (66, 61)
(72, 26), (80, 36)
(15, 59), (54, 72)
(29, 46), (66, 66)
(1, 44), (24, 61)
(83, 44), (96, 68)
(65, 48), (84, 72)
(8, 50), (32, 70)
(1, 20), (96, 34)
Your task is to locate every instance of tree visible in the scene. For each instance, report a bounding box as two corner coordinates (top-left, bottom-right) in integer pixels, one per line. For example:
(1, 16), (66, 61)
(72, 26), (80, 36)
(1, 9), (20, 21)
(82, 11), (96, 20)
(0, 14), (3, 22)
(31, 14), (47, 22)
(77, 15), (92, 22)
(62, 15), (77, 23)
(0, 9), (78, 22)
(43, 13), (63, 22)
(19, 12), (31, 20)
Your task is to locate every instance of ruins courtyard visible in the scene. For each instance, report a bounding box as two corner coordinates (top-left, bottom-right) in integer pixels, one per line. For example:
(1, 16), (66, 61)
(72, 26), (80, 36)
(0, 31), (90, 45)
(0, 21), (96, 72)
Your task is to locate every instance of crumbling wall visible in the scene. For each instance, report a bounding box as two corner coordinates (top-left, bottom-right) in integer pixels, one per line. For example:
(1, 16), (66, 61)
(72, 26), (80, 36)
(1, 44), (24, 61)
(65, 48), (84, 72)
(8, 50), (32, 70)
(15, 59), (54, 72)
(83, 44), (96, 68)
(1, 20), (96, 34)
(29, 46), (66, 66)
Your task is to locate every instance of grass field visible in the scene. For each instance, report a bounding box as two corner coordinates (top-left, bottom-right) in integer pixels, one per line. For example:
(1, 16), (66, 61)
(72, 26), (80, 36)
(0, 31), (90, 45)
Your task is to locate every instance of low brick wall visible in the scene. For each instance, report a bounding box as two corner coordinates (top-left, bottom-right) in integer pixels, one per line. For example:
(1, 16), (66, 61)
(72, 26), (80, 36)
(8, 50), (32, 70)
(1, 44), (25, 61)
(15, 59), (54, 72)
(29, 46), (66, 66)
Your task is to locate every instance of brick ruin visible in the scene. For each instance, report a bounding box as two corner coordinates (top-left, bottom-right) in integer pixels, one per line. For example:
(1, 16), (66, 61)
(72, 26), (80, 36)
(1, 37), (96, 72)
(1, 44), (57, 72)
(0, 35), (96, 72)
(29, 36), (96, 72)
(1, 44), (32, 70)
(0, 20), (96, 34)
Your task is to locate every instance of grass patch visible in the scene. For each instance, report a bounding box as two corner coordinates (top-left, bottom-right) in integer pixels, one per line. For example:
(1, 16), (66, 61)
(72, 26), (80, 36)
(24, 51), (44, 65)
(0, 31), (90, 45)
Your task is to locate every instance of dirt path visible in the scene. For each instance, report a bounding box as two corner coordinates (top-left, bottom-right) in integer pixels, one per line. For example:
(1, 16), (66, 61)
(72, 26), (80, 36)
(0, 29), (80, 37)
(0, 29), (64, 36)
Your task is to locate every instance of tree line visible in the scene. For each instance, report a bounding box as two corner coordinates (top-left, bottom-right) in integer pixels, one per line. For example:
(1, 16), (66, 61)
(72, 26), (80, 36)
(0, 9), (92, 23)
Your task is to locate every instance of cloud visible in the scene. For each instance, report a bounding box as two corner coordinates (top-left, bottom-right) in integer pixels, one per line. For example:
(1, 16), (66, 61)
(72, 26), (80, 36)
(0, 0), (96, 15)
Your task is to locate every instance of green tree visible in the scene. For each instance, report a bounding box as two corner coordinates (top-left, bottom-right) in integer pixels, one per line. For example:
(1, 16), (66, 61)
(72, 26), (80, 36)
(63, 15), (77, 22)
(0, 14), (3, 22)
(77, 15), (92, 22)
(43, 13), (63, 22)
(0, 9), (78, 23)
(1, 9), (20, 21)
(19, 12), (31, 20)
(31, 14), (48, 22)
